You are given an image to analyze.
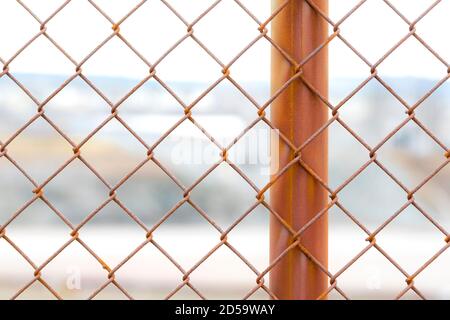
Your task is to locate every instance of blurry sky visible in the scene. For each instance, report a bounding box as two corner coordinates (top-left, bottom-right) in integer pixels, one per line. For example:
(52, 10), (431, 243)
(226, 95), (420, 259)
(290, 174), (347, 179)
(0, 0), (449, 81)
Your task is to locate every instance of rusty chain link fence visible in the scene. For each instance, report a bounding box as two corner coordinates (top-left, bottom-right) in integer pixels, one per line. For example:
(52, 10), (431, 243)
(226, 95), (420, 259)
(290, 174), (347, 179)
(0, 0), (449, 300)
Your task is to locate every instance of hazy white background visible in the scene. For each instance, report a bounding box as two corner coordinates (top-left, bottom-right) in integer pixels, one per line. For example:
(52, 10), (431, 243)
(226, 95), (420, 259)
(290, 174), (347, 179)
(1, 0), (449, 80)
(0, 0), (449, 300)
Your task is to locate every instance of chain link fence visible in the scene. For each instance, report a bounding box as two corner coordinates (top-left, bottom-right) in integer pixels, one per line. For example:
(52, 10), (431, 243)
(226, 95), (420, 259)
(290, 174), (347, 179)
(0, 0), (449, 300)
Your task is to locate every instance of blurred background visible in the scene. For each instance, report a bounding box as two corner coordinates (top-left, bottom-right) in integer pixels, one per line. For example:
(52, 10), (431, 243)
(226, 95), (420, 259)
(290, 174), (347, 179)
(0, 0), (449, 299)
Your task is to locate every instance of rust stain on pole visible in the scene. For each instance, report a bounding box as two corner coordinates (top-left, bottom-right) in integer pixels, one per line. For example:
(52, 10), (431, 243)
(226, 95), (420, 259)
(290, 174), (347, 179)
(270, 0), (329, 299)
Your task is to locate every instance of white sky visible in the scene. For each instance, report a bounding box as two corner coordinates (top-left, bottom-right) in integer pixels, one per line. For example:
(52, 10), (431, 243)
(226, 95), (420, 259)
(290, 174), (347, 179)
(0, 0), (449, 81)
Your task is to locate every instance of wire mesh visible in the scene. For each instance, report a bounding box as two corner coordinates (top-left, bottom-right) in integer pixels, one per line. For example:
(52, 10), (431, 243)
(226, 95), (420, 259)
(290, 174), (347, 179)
(0, 0), (449, 300)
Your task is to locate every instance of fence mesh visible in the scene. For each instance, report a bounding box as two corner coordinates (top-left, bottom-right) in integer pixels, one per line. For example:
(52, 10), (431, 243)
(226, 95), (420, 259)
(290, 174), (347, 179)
(0, 0), (449, 300)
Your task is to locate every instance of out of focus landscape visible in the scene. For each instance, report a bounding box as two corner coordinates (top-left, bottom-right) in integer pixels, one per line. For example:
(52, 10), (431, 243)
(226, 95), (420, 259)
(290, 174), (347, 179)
(0, 0), (449, 299)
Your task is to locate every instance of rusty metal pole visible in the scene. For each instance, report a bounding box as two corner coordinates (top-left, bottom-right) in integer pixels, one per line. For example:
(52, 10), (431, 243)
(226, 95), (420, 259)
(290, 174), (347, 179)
(270, 0), (329, 299)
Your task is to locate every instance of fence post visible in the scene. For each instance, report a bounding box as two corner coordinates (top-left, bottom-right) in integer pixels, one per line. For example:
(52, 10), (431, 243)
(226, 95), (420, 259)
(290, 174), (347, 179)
(270, 0), (329, 299)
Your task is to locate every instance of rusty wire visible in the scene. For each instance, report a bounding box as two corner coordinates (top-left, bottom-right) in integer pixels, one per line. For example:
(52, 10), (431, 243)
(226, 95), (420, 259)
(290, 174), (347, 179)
(0, 0), (449, 300)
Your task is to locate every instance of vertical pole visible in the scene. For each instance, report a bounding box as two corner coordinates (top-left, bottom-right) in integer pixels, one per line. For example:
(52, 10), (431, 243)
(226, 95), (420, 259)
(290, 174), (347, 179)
(270, 0), (329, 299)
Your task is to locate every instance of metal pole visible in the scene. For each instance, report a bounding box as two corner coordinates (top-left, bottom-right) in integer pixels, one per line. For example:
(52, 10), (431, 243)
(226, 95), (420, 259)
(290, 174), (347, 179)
(270, 0), (329, 299)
